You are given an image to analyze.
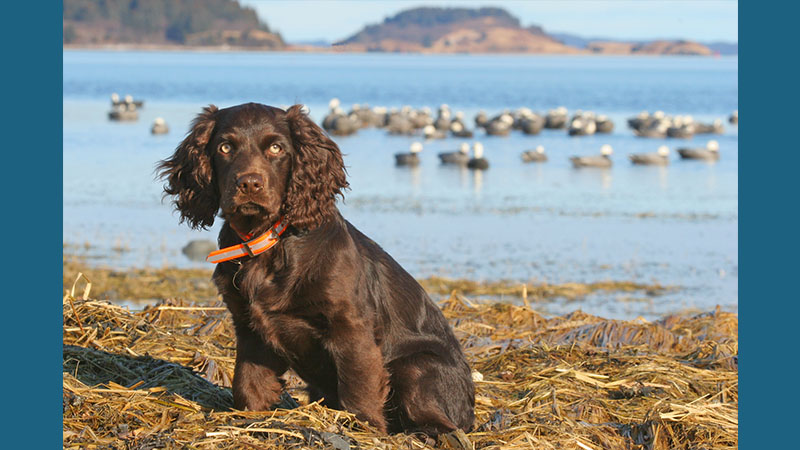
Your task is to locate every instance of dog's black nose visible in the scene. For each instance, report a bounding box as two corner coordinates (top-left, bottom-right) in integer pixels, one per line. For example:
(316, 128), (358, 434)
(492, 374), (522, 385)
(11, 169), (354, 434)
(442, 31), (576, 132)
(236, 173), (264, 194)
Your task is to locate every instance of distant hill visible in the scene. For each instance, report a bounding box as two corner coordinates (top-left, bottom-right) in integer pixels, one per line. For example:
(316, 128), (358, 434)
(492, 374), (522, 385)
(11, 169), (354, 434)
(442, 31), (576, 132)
(587, 40), (713, 56)
(551, 32), (737, 55)
(63, 0), (285, 49)
(704, 41), (738, 55)
(334, 7), (579, 54)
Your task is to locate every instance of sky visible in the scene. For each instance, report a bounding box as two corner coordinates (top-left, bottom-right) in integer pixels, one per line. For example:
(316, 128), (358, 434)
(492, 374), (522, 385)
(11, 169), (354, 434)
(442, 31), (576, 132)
(239, 0), (738, 44)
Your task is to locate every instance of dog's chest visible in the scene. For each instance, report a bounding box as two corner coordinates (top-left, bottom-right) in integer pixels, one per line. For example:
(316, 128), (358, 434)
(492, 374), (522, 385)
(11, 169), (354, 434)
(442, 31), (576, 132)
(251, 303), (322, 353)
(240, 275), (327, 358)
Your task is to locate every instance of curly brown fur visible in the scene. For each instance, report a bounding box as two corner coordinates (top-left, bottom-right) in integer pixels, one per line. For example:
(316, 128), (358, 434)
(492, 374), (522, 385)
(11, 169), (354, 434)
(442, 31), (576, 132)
(157, 103), (475, 437)
(283, 105), (349, 230)
(156, 105), (219, 229)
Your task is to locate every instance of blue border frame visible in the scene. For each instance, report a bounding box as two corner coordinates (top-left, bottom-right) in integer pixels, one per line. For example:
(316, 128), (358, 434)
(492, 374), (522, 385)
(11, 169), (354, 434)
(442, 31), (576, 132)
(2, 1), (770, 446)
(2, 2), (63, 446)
(740, 0), (794, 447)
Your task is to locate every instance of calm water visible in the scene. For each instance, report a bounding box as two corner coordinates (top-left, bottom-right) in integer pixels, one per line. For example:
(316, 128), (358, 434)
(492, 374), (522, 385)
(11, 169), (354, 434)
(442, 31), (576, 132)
(63, 51), (738, 320)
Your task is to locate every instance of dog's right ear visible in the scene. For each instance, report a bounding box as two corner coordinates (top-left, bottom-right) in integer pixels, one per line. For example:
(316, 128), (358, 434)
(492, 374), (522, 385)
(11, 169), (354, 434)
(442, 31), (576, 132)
(156, 105), (219, 229)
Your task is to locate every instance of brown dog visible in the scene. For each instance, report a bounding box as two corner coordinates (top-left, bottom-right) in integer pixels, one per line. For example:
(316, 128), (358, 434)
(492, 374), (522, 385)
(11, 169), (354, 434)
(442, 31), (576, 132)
(157, 103), (475, 436)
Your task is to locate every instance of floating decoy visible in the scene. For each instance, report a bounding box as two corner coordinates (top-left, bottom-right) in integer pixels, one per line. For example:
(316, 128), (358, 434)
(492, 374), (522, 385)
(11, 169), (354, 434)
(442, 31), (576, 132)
(693, 118), (724, 135)
(568, 113), (597, 136)
(409, 108), (433, 129)
(467, 142), (489, 170)
(666, 116), (695, 139)
(627, 110), (651, 130)
(433, 104), (452, 131)
(595, 115), (614, 133)
(349, 104), (384, 128)
(449, 121), (474, 138)
(517, 110), (545, 135)
(395, 142), (423, 166)
(322, 98), (343, 130)
(439, 143), (470, 165)
(677, 140), (720, 161)
(570, 144), (613, 168)
(110, 92), (144, 109)
(423, 124), (447, 140)
(151, 117), (169, 135)
(386, 113), (416, 135)
(521, 145), (548, 163)
(108, 93), (139, 121)
(630, 110), (671, 138)
(629, 145), (670, 165)
(545, 107), (568, 129)
(331, 114), (360, 136)
(474, 110), (489, 129)
(484, 114), (513, 136)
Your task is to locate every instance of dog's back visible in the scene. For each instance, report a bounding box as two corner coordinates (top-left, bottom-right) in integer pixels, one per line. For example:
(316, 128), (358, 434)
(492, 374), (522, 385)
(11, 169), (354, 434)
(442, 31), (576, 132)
(345, 219), (476, 433)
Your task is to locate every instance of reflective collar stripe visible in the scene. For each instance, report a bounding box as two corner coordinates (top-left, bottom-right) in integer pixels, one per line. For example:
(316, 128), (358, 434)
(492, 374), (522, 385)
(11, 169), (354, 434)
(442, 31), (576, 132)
(206, 219), (287, 264)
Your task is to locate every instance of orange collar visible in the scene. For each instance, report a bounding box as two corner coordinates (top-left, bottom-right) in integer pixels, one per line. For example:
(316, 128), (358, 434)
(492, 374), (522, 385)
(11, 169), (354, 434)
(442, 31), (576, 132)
(206, 218), (288, 264)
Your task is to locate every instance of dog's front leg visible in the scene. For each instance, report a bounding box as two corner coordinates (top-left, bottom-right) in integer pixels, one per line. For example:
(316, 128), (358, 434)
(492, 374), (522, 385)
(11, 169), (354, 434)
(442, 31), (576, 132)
(326, 315), (389, 432)
(216, 267), (289, 412)
(231, 321), (289, 411)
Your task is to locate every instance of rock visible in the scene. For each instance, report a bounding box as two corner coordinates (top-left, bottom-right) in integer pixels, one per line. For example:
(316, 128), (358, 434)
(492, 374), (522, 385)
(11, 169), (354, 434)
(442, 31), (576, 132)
(181, 240), (217, 262)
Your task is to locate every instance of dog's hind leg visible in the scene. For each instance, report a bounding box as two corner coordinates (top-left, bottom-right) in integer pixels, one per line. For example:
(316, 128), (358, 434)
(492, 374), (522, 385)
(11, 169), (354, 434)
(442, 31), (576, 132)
(385, 353), (475, 436)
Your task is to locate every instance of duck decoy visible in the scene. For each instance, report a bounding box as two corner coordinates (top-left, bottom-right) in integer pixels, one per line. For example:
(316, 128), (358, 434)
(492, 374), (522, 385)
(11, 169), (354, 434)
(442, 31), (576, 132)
(474, 110), (489, 129)
(521, 145), (547, 163)
(545, 106), (568, 129)
(629, 145), (670, 165)
(434, 104), (452, 131)
(568, 115), (597, 136)
(677, 140), (720, 161)
(666, 116), (695, 139)
(467, 142), (489, 170)
(322, 98), (343, 130)
(595, 114), (614, 133)
(485, 114), (513, 136)
(439, 143), (470, 165)
(570, 144), (613, 168)
(450, 121), (474, 138)
(693, 118), (724, 135)
(386, 113), (416, 135)
(423, 124), (447, 140)
(518, 111), (545, 135)
(395, 142), (423, 166)
(151, 117), (169, 135)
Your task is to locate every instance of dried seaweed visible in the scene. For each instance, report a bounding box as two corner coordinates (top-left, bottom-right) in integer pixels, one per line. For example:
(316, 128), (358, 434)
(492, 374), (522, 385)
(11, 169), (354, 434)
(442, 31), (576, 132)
(63, 269), (737, 450)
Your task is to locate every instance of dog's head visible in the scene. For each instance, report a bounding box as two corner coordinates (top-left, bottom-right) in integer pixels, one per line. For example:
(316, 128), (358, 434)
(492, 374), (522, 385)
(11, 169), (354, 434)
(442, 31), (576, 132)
(157, 103), (348, 233)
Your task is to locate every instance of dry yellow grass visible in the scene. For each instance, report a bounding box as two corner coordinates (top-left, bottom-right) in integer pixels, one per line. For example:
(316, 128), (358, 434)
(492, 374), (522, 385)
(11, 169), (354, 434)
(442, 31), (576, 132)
(63, 268), (736, 449)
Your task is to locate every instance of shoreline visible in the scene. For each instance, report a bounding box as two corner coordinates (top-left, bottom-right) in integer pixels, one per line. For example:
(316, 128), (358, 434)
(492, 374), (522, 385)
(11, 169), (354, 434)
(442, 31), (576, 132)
(64, 254), (717, 324)
(62, 44), (732, 57)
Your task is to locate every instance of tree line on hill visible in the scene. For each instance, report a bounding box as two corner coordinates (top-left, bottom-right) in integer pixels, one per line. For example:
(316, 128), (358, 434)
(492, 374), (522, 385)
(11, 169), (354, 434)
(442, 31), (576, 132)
(63, 0), (284, 48)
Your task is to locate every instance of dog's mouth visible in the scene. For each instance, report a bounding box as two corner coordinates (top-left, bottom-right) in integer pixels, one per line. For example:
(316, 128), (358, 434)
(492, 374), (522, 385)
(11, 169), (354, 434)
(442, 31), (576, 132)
(236, 202), (266, 216)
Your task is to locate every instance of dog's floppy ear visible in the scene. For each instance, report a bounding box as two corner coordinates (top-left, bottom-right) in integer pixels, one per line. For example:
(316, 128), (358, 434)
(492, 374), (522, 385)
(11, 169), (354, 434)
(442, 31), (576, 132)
(156, 105), (219, 229)
(283, 104), (349, 230)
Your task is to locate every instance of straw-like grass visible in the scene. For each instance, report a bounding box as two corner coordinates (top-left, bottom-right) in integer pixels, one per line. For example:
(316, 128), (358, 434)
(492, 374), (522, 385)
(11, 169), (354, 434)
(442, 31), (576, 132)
(63, 268), (737, 449)
(63, 257), (671, 305)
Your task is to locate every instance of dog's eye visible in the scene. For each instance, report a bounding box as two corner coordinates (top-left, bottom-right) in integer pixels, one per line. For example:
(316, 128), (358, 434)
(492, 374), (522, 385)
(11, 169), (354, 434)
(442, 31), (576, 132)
(219, 143), (232, 154)
(268, 143), (282, 155)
